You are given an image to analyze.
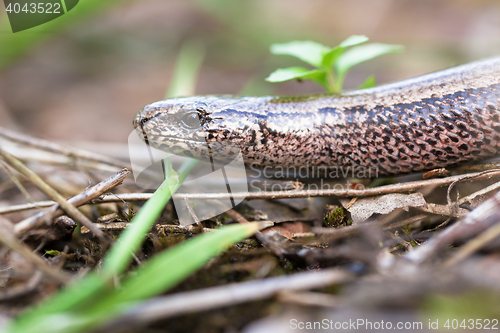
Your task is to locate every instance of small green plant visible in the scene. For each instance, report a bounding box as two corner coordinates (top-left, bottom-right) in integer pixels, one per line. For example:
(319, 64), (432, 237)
(266, 35), (403, 93)
(324, 205), (345, 228)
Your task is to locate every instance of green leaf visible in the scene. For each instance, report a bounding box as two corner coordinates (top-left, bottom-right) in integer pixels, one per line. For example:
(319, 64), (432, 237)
(266, 67), (328, 91)
(357, 75), (377, 90)
(335, 43), (404, 78)
(334, 43), (404, 93)
(321, 35), (368, 69)
(321, 48), (343, 69)
(44, 250), (61, 256)
(265, 66), (311, 82)
(270, 41), (329, 67)
(338, 35), (369, 48)
(265, 66), (320, 82)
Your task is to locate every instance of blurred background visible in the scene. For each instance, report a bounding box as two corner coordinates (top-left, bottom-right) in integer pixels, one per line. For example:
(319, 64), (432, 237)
(0, 0), (500, 152)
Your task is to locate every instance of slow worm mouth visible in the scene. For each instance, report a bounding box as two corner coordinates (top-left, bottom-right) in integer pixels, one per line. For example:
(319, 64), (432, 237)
(133, 112), (151, 130)
(150, 136), (207, 146)
(134, 116), (207, 146)
(142, 133), (241, 164)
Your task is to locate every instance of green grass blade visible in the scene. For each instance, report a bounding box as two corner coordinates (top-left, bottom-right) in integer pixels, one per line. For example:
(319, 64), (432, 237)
(8, 223), (262, 333)
(91, 223), (263, 310)
(165, 40), (206, 98)
(102, 158), (198, 275)
(5, 20), (209, 333)
(7, 158), (198, 326)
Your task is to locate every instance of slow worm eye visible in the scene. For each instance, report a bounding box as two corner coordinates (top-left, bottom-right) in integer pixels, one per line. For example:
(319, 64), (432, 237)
(180, 111), (203, 129)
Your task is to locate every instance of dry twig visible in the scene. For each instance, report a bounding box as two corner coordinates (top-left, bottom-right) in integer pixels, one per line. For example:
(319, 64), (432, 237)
(171, 170), (500, 200)
(224, 209), (287, 256)
(104, 268), (351, 329)
(0, 126), (127, 169)
(415, 203), (469, 218)
(458, 179), (500, 205)
(442, 221), (500, 268)
(14, 169), (130, 235)
(277, 290), (340, 307)
(0, 147), (107, 241)
(81, 222), (215, 234)
(406, 190), (500, 264)
(5, 170), (500, 215)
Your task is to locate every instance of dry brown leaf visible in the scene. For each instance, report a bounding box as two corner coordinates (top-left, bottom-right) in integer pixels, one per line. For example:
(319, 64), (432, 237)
(340, 193), (427, 223)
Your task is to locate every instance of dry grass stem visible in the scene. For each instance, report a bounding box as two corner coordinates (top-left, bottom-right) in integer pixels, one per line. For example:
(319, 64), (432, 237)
(4, 170), (499, 215)
(0, 126), (128, 169)
(171, 169), (500, 200)
(0, 147), (107, 241)
(14, 168), (130, 235)
(406, 191), (500, 264)
(103, 269), (352, 329)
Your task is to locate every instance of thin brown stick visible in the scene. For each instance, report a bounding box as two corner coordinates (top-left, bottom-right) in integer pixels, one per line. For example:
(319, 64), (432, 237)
(458, 179), (500, 205)
(308, 213), (434, 246)
(0, 200), (60, 214)
(171, 170), (500, 200)
(0, 126), (128, 169)
(224, 209), (251, 225)
(442, 217), (500, 268)
(0, 147), (107, 241)
(1, 146), (122, 173)
(14, 169), (130, 235)
(414, 203), (469, 218)
(184, 198), (201, 225)
(81, 222), (215, 234)
(224, 208), (288, 256)
(406, 190), (500, 264)
(0, 160), (35, 204)
(277, 290), (340, 307)
(382, 214), (433, 231)
(0, 192), (153, 214)
(454, 161), (500, 173)
(103, 268), (352, 329)
(3, 170), (500, 215)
